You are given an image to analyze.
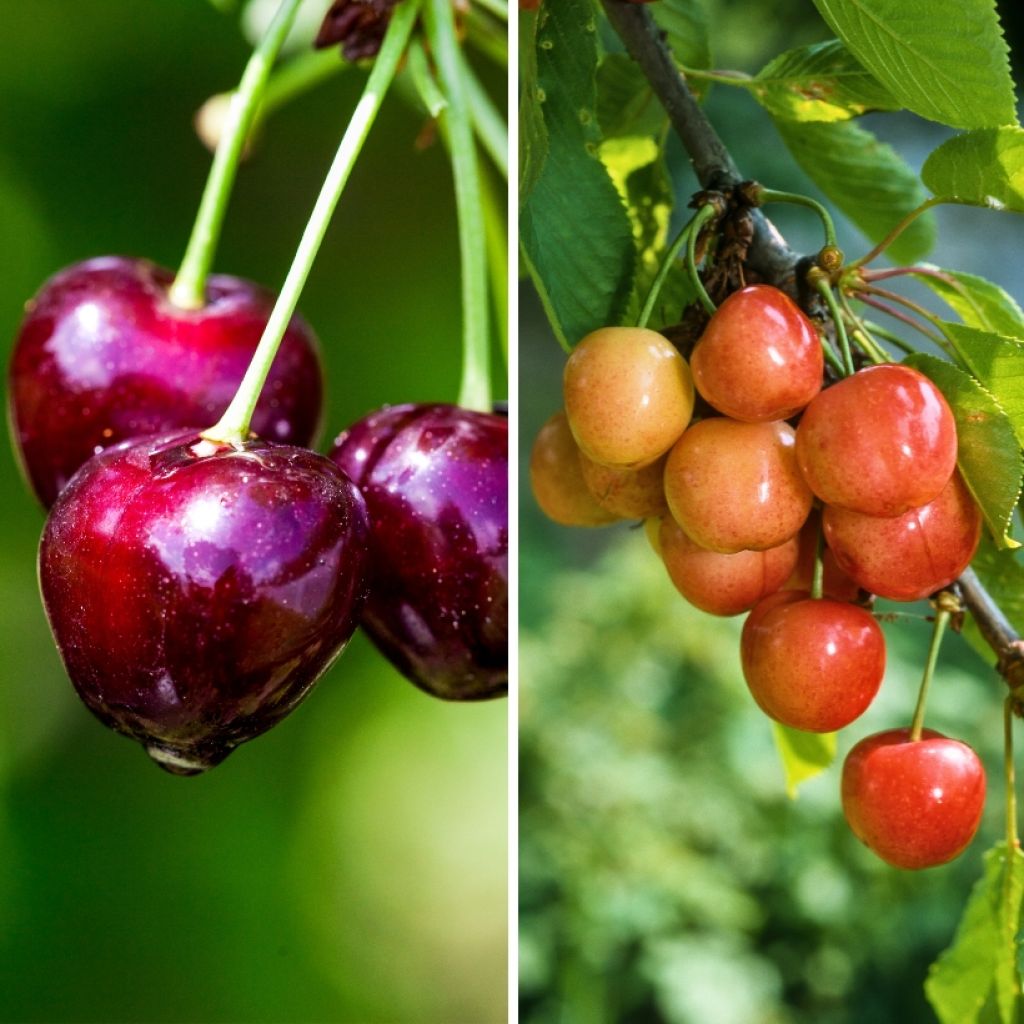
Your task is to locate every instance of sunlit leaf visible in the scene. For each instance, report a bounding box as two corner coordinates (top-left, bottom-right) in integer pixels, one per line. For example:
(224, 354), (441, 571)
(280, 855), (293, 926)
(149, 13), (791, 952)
(926, 842), (1024, 1024)
(775, 118), (935, 264)
(922, 128), (1024, 213)
(752, 39), (897, 122)
(904, 353), (1022, 549)
(771, 723), (836, 798)
(811, 0), (1016, 129)
(914, 267), (1024, 340)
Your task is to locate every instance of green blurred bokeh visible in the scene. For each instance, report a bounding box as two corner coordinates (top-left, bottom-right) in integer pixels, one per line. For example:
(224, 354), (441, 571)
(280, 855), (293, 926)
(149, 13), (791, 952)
(520, 2), (1024, 1021)
(0, 3), (507, 1021)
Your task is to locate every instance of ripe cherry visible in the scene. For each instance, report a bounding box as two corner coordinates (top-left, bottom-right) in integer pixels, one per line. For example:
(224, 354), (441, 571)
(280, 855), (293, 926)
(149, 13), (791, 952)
(822, 472), (981, 601)
(39, 431), (370, 775)
(563, 326), (694, 468)
(530, 412), (617, 527)
(690, 284), (822, 422)
(579, 451), (668, 519)
(842, 728), (986, 869)
(663, 418), (813, 553)
(795, 364), (957, 517)
(740, 591), (885, 732)
(330, 403), (508, 701)
(658, 517), (798, 617)
(10, 256), (323, 508)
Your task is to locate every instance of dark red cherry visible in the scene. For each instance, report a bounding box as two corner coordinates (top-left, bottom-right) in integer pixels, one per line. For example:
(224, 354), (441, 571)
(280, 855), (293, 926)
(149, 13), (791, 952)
(39, 431), (369, 775)
(330, 403), (508, 701)
(10, 256), (324, 508)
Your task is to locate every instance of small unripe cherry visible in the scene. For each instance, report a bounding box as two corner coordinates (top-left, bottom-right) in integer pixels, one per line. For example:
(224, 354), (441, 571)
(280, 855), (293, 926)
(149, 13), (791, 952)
(795, 364), (958, 516)
(659, 518), (798, 617)
(822, 472), (981, 601)
(529, 412), (618, 527)
(563, 326), (694, 468)
(580, 451), (668, 519)
(690, 284), (822, 422)
(740, 592), (885, 732)
(785, 510), (863, 602)
(842, 728), (986, 869)
(664, 418), (813, 553)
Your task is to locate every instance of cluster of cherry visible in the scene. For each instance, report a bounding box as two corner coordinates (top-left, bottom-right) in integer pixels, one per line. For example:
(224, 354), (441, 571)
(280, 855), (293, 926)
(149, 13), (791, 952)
(531, 284), (986, 870)
(11, 256), (508, 775)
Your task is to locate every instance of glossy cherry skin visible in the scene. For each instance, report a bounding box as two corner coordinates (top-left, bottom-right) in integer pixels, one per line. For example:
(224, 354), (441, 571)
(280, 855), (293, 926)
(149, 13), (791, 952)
(690, 284), (822, 422)
(10, 256), (323, 508)
(842, 728), (986, 869)
(795, 364), (957, 517)
(563, 326), (694, 468)
(529, 412), (617, 527)
(823, 472), (981, 601)
(580, 451), (668, 519)
(740, 591), (885, 732)
(659, 517), (798, 617)
(664, 418), (813, 553)
(331, 403), (508, 701)
(39, 431), (370, 775)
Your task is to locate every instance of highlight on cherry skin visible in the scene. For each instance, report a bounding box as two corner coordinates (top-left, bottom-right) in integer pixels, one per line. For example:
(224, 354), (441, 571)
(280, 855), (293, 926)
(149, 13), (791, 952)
(563, 325), (694, 469)
(841, 728), (987, 870)
(690, 284), (823, 422)
(795, 363), (958, 517)
(38, 430), (370, 775)
(9, 256), (324, 508)
(740, 589), (886, 733)
(330, 402), (508, 702)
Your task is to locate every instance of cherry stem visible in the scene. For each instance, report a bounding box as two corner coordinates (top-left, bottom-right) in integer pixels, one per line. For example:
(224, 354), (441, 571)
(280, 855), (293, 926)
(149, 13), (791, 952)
(481, 166), (509, 360)
(473, 0), (508, 21)
(857, 294), (947, 348)
(463, 55), (508, 178)
(1006, 697), (1020, 850)
(636, 208), (701, 329)
(909, 604), (951, 742)
(757, 188), (838, 250)
(425, 0), (492, 412)
(810, 520), (825, 601)
(169, 0), (304, 310)
(686, 204), (718, 317)
(838, 290), (889, 364)
(860, 318), (916, 356)
(812, 276), (853, 375)
(861, 264), (952, 285)
(465, 4), (507, 66)
(846, 195), (951, 271)
(202, 0), (421, 444)
(677, 65), (754, 85)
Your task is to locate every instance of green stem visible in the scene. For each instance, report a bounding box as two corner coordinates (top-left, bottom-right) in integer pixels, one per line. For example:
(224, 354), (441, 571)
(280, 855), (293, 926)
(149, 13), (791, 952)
(481, 165), (508, 360)
(847, 196), (950, 270)
(838, 290), (888, 363)
(909, 606), (951, 742)
(202, 0), (421, 444)
(472, 0), (508, 21)
(1007, 697), (1020, 850)
(636, 211), (698, 328)
(810, 520), (825, 600)
(758, 187), (838, 249)
(677, 65), (754, 86)
(262, 47), (348, 119)
(465, 5), (507, 66)
(858, 293), (947, 348)
(426, 0), (492, 411)
(812, 277), (853, 376)
(463, 56), (508, 177)
(861, 319), (915, 356)
(686, 204), (718, 317)
(170, 0), (304, 310)
(408, 38), (447, 116)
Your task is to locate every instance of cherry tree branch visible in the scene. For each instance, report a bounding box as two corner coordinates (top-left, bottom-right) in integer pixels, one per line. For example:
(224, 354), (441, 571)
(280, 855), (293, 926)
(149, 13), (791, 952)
(599, 0), (1024, 701)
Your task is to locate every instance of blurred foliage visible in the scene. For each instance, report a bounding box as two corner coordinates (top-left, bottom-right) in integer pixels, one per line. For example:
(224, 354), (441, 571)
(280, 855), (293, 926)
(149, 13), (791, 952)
(0, 2), (506, 1022)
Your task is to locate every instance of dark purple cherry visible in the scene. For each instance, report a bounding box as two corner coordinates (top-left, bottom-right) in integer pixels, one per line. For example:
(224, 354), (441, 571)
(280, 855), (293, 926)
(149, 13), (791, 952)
(330, 403), (508, 701)
(10, 256), (324, 508)
(39, 431), (369, 775)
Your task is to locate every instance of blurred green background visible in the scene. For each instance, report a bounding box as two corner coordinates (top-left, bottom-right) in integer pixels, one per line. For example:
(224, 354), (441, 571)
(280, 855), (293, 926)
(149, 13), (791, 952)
(520, 1), (1024, 1021)
(0, 2), (507, 1021)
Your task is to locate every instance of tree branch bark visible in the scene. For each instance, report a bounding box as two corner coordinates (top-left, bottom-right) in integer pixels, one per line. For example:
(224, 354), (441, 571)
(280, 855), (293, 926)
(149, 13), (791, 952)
(600, 0), (1024, 702)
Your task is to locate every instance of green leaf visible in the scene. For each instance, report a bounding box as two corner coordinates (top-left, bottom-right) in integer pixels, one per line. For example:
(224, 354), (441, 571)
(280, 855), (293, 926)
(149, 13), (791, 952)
(962, 535), (1024, 666)
(751, 39), (898, 122)
(774, 118), (935, 264)
(651, 0), (712, 79)
(926, 842), (1024, 1024)
(941, 323), (1024, 450)
(904, 353), (1022, 549)
(596, 54), (667, 140)
(518, 8), (549, 203)
(520, 0), (636, 347)
(914, 267), (1024, 339)
(770, 723), (835, 798)
(810, 0), (1016, 129)
(922, 128), (1024, 213)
